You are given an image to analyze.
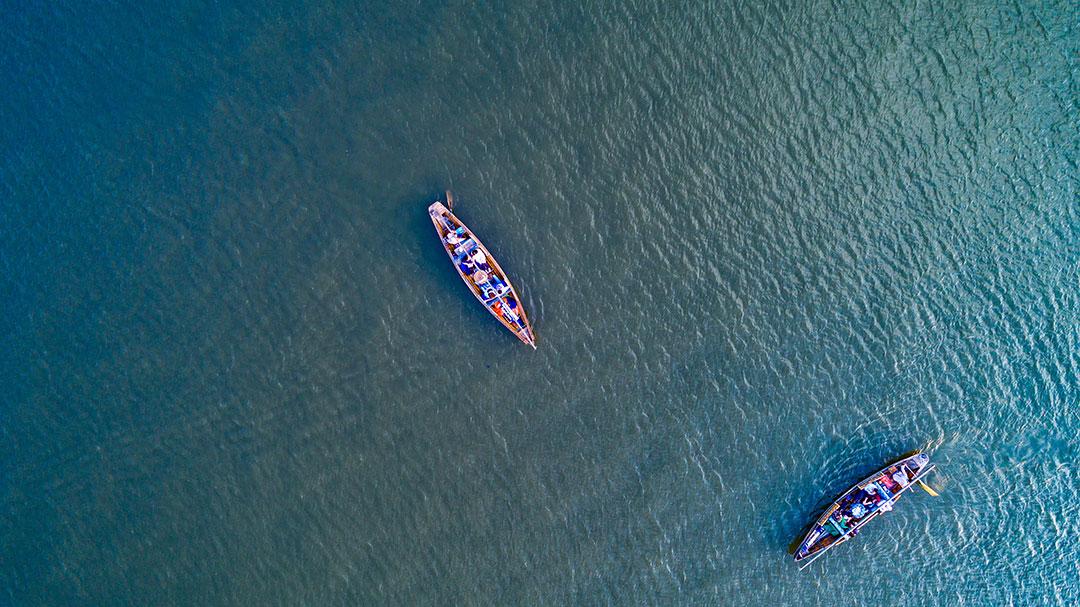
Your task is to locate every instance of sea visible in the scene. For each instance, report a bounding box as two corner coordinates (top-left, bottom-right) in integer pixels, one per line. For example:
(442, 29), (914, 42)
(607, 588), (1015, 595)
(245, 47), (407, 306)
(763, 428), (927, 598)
(2, 1), (1077, 605)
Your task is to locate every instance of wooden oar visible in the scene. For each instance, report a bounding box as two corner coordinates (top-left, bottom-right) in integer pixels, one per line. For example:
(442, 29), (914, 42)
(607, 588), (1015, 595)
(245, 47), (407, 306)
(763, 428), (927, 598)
(917, 479), (939, 497)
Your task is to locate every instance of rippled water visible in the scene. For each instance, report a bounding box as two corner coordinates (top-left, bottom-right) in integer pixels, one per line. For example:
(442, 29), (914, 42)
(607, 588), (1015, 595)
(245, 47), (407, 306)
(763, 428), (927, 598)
(3, 0), (1077, 605)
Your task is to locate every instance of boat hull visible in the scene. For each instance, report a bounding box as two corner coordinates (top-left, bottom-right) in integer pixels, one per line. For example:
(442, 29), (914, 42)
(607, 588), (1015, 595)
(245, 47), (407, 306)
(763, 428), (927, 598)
(793, 451), (934, 568)
(428, 199), (536, 348)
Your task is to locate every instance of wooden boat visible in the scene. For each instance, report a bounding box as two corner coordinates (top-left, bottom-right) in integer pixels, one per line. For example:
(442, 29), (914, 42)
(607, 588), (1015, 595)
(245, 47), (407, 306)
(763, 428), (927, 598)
(793, 451), (936, 569)
(428, 192), (536, 348)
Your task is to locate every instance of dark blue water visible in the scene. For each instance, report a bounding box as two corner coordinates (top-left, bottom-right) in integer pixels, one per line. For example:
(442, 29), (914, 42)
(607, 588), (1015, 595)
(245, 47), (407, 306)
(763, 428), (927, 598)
(3, 1), (1077, 604)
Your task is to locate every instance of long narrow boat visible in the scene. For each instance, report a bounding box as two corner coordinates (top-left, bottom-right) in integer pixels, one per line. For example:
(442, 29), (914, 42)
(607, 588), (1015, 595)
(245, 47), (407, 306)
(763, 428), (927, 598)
(428, 192), (536, 348)
(794, 451), (936, 569)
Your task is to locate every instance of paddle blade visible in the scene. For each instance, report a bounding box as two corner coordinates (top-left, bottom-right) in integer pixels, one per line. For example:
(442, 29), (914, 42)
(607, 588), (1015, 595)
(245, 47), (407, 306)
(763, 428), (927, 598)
(917, 479), (939, 497)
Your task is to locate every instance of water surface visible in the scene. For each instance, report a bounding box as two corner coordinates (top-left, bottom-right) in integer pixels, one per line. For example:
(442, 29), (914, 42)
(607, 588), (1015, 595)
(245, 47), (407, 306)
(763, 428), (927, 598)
(2, 0), (1077, 604)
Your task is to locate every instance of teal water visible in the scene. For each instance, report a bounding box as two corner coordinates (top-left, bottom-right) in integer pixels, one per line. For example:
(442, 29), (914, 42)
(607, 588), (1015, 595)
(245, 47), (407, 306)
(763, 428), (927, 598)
(3, 0), (1077, 604)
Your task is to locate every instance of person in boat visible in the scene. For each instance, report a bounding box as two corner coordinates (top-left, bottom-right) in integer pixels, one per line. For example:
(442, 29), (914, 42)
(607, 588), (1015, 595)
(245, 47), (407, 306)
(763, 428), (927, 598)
(502, 297), (520, 323)
(491, 299), (520, 326)
(446, 227), (466, 245)
(453, 242), (474, 258)
(892, 468), (911, 488)
(850, 502), (868, 519)
(489, 278), (510, 298)
(459, 257), (477, 275)
(470, 247), (492, 273)
(836, 512), (853, 530)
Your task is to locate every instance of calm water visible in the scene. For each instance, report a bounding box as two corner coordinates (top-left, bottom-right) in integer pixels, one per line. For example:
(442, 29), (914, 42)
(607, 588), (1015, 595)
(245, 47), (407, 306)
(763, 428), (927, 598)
(3, 1), (1077, 604)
